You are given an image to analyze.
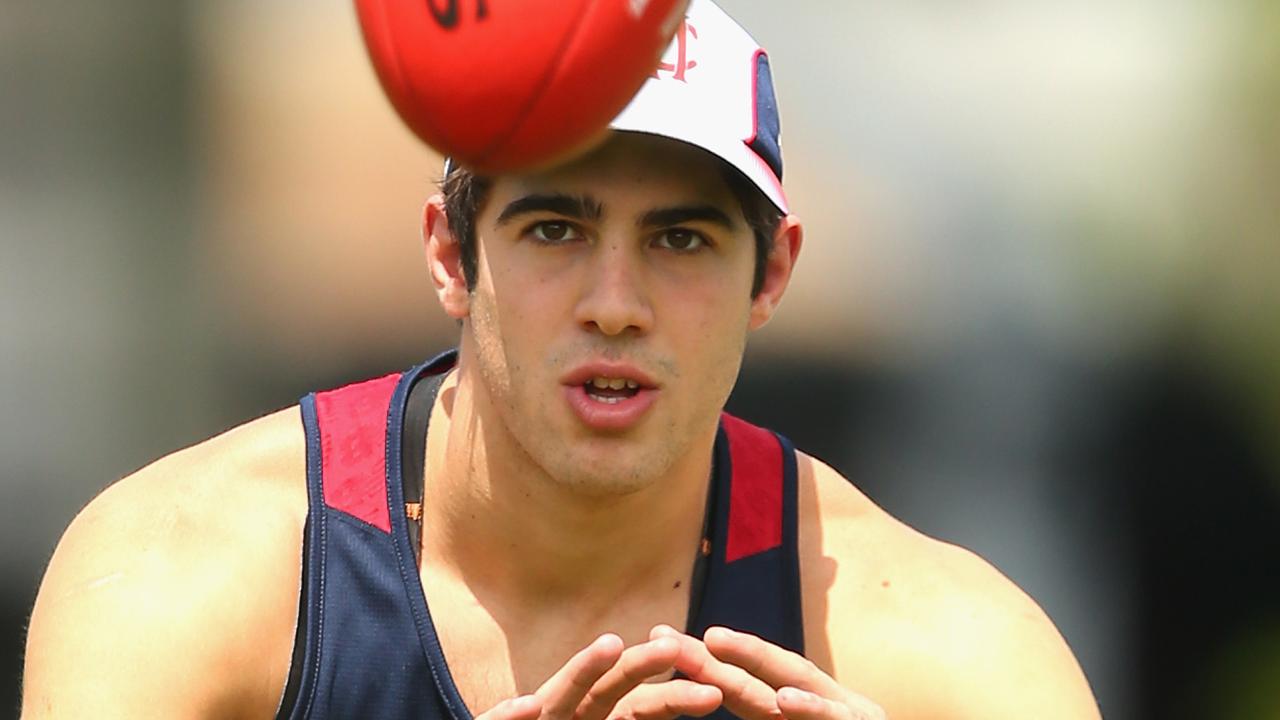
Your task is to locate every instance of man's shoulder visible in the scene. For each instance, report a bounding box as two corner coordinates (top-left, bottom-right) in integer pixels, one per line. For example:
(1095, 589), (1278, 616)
(796, 453), (1099, 719)
(81, 405), (308, 549)
(799, 451), (1022, 606)
(46, 404), (309, 615)
(23, 407), (307, 717)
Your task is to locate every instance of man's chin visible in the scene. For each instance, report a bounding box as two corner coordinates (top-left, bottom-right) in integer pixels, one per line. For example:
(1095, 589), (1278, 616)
(544, 450), (667, 499)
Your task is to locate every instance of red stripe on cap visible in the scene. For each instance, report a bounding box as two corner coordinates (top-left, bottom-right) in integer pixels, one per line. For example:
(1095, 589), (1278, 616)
(721, 412), (783, 563)
(314, 373), (401, 533)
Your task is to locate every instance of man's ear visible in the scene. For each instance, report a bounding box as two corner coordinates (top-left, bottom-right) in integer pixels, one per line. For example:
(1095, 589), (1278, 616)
(423, 193), (470, 320)
(749, 214), (803, 331)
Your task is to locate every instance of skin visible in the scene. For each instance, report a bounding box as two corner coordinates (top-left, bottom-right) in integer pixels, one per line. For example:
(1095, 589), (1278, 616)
(21, 134), (1101, 719)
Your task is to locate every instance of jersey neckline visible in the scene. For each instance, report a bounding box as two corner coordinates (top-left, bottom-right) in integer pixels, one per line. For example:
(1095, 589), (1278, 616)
(382, 351), (720, 720)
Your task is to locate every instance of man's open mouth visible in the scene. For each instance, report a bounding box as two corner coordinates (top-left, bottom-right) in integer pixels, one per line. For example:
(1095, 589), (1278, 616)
(584, 376), (641, 404)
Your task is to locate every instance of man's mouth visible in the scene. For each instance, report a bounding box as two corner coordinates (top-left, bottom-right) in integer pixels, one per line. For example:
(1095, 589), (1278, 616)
(560, 363), (659, 430)
(584, 376), (641, 404)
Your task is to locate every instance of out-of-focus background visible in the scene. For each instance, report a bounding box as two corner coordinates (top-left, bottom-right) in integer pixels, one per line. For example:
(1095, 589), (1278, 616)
(3, 0), (1279, 717)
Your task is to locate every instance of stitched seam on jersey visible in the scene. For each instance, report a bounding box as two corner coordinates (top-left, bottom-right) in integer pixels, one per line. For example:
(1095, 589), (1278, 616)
(777, 432), (805, 655)
(306, 513), (327, 718)
(387, 361), (475, 720)
(300, 398), (327, 719)
(689, 422), (733, 637)
(309, 514), (327, 718)
(386, 372), (460, 719)
(385, 369), (439, 704)
(329, 509), (393, 537)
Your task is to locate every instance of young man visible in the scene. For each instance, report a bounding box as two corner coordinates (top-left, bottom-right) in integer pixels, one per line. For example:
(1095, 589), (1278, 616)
(22, 2), (1100, 718)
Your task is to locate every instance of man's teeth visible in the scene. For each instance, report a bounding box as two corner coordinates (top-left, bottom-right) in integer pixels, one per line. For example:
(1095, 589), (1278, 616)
(589, 377), (640, 390)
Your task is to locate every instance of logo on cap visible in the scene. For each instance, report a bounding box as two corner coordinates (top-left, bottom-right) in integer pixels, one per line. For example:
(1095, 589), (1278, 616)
(653, 21), (698, 82)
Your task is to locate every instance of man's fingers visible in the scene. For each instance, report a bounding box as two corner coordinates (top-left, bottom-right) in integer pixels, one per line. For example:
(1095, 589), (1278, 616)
(778, 687), (887, 720)
(536, 634), (625, 718)
(606, 679), (723, 720)
(704, 626), (842, 698)
(474, 695), (544, 720)
(706, 629), (886, 720)
(649, 625), (782, 720)
(573, 637), (683, 720)
(776, 688), (852, 720)
(522, 628), (881, 720)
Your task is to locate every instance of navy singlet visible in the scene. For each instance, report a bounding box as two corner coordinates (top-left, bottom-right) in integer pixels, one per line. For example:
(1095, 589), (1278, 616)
(277, 350), (803, 719)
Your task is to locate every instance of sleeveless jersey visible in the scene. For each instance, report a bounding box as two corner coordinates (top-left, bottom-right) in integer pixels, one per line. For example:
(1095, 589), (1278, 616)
(277, 350), (803, 719)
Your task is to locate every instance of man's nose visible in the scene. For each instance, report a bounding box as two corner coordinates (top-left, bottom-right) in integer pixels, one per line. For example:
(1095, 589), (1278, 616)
(573, 240), (654, 337)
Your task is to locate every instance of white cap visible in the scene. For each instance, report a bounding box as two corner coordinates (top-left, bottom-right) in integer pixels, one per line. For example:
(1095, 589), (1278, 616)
(609, 0), (788, 214)
(444, 0), (787, 214)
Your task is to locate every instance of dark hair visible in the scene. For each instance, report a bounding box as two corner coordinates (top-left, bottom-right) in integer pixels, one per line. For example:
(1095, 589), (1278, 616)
(440, 165), (783, 297)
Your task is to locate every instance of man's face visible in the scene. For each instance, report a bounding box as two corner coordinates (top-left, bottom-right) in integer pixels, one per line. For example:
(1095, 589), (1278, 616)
(459, 133), (767, 495)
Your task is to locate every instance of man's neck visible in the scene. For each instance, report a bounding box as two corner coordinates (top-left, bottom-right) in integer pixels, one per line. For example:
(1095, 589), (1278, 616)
(420, 361), (715, 615)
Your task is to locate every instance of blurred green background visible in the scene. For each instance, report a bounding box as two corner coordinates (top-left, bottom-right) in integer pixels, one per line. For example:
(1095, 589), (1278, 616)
(3, 1), (1279, 717)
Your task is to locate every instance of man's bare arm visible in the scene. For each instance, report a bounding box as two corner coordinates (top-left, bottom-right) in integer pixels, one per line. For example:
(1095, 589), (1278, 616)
(802, 454), (1100, 719)
(900, 541), (1101, 720)
(22, 410), (307, 719)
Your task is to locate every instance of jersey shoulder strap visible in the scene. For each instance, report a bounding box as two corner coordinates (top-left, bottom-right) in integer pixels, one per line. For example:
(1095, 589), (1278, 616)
(310, 372), (403, 532)
(690, 412), (804, 655)
(720, 412), (789, 562)
(282, 357), (453, 720)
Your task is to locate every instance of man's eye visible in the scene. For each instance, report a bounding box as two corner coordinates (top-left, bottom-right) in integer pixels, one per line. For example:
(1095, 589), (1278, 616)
(655, 229), (706, 252)
(530, 221), (580, 244)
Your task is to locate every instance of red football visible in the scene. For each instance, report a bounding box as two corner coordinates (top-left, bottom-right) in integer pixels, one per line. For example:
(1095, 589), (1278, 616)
(355, 0), (690, 173)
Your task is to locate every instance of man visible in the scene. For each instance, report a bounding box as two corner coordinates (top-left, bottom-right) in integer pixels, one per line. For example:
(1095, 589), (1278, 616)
(21, 1), (1100, 718)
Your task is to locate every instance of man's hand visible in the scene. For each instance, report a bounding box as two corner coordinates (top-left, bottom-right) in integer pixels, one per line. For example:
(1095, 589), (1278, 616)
(474, 634), (723, 720)
(651, 625), (887, 720)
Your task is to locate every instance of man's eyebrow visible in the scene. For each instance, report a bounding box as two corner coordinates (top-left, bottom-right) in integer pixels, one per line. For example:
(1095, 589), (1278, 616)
(637, 205), (737, 231)
(495, 194), (603, 226)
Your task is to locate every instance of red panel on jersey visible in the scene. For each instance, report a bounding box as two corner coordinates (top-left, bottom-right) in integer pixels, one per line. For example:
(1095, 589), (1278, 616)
(315, 373), (401, 533)
(721, 413), (783, 562)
